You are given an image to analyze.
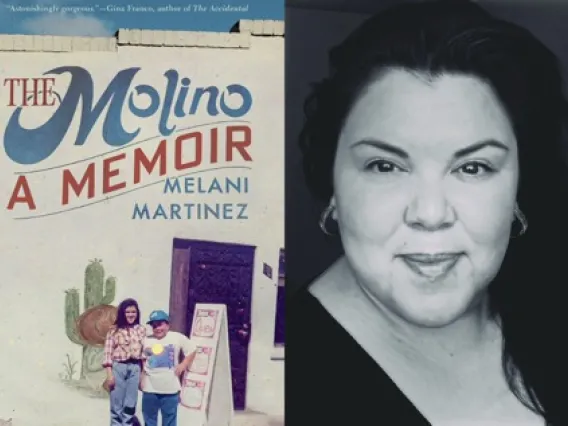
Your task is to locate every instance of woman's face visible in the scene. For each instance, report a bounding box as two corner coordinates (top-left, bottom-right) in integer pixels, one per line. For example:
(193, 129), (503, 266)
(125, 306), (138, 324)
(333, 69), (518, 327)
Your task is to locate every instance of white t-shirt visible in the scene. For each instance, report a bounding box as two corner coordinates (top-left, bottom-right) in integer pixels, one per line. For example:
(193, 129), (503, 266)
(141, 330), (197, 394)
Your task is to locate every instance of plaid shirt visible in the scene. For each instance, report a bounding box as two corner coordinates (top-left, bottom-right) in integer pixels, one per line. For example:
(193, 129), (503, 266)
(102, 324), (146, 367)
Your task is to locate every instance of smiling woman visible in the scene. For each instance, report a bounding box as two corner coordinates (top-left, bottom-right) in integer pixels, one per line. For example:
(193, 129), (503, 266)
(334, 70), (519, 328)
(287, 1), (568, 425)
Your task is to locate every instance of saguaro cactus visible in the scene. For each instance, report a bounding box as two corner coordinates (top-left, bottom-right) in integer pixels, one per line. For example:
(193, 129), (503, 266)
(65, 259), (117, 380)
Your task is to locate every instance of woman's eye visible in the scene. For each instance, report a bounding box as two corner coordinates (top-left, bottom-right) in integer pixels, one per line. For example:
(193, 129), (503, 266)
(456, 161), (495, 176)
(365, 159), (403, 173)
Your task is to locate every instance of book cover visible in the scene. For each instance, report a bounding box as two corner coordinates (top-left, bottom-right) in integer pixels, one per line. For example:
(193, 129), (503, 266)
(0, 7), (284, 426)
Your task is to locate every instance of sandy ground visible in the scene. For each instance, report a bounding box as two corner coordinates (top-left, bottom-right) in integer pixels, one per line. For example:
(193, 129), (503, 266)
(0, 414), (283, 426)
(0, 392), (283, 426)
(0, 341), (283, 426)
(232, 412), (284, 426)
(0, 374), (283, 426)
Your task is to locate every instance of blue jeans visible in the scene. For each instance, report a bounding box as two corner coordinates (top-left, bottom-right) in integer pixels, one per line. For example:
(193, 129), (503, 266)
(110, 361), (141, 425)
(142, 392), (179, 426)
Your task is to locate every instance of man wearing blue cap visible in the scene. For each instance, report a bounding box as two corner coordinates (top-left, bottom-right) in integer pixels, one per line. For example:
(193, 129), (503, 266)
(139, 310), (197, 426)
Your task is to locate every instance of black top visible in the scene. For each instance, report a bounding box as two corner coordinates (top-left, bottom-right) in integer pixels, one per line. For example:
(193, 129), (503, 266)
(286, 288), (431, 426)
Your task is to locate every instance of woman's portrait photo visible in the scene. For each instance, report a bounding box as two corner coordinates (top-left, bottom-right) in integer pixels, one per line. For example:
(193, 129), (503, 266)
(286, 0), (568, 425)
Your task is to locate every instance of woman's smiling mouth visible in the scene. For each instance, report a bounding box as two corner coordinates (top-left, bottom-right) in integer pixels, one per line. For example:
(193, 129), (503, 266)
(399, 252), (463, 280)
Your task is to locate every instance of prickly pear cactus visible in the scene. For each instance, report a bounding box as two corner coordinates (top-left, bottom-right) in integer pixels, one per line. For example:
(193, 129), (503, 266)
(64, 259), (117, 380)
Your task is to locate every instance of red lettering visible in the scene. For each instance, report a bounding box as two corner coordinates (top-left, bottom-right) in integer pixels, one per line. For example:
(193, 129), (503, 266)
(102, 153), (127, 194)
(133, 140), (167, 184)
(21, 78), (38, 106)
(210, 127), (218, 163)
(175, 132), (203, 170)
(4, 78), (20, 107)
(41, 78), (56, 106)
(226, 125), (252, 161)
(7, 175), (36, 210)
(62, 164), (95, 205)
(3, 77), (57, 107)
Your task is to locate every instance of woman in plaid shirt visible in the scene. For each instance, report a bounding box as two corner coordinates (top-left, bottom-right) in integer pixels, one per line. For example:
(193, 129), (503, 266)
(102, 298), (147, 425)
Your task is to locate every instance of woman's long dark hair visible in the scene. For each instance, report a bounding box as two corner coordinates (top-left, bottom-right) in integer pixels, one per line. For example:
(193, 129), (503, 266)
(299, 1), (566, 424)
(114, 298), (141, 329)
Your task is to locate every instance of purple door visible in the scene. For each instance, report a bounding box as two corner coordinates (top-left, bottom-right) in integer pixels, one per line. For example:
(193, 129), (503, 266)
(274, 248), (285, 345)
(169, 238), (255, 411)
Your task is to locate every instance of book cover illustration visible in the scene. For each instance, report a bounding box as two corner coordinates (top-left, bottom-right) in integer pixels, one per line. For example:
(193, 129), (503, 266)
(0, 19), (284, 426)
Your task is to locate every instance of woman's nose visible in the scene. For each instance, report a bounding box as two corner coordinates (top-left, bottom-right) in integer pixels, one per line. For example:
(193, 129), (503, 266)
(404, 180), (456, 231)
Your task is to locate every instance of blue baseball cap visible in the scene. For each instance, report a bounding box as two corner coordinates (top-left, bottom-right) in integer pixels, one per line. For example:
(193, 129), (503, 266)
(147, 310), (169, 324)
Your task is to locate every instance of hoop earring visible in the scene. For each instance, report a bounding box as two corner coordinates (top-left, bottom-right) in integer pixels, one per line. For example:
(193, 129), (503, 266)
(319, 204), (336, 236)
(512, 204), (528, 238)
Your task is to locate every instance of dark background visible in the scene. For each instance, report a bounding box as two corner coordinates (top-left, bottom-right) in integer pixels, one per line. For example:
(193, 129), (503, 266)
(285, 0), (568, 294)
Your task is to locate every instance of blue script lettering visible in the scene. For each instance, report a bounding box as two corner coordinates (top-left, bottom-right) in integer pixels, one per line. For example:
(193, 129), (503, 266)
(5, 66), (253, 165)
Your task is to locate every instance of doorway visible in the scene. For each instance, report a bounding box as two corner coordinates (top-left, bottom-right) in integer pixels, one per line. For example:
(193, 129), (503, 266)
(169, 238), (256, 410)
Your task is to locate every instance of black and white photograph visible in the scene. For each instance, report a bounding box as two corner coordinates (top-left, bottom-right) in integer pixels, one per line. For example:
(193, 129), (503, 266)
(286, 0), (568, 425)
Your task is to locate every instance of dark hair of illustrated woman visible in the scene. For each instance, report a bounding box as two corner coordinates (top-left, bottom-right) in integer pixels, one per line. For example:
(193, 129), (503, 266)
(299, 1), (567, 424)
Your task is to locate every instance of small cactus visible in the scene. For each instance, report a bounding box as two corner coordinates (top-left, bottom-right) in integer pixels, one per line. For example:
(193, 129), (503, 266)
(64, 259), (117, 379)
